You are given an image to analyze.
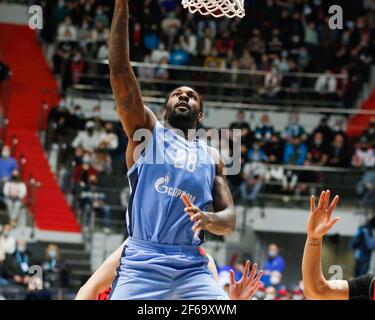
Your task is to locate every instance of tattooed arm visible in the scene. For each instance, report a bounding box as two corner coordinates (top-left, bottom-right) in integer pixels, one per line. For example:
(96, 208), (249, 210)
(302, 190), (349, 300)
(109, 0), (156, 169)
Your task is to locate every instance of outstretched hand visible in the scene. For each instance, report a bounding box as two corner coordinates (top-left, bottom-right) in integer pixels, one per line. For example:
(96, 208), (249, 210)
(229, 260), (263, 300)
(307, 190), (341, 239)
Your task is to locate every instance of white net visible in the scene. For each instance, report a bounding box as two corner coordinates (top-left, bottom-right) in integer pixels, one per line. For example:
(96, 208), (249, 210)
(181, 0), (245, 18)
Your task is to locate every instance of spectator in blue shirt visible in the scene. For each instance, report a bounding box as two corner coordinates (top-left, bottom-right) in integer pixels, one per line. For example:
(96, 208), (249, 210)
(262, 243), (285, 288)
(0, 146), (18, 182)
(247, 141), (268, 163)
(143, 24), (160, 51)
(282, 113), (306, 140)
(283, 136), (308, 165)
(169, 44), (189, 66)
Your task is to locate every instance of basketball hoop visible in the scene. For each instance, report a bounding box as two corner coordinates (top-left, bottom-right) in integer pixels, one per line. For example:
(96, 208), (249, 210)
(181, 0), (245, 18)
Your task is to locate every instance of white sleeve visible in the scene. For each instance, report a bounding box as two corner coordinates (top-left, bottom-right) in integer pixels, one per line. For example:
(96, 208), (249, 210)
(71, 132), (83, 148)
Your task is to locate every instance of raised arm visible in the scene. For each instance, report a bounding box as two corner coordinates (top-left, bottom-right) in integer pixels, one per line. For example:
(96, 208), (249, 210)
(302, 190), (349, 300)
(109, 0), (156, 167)
(186, 148), (235, 236)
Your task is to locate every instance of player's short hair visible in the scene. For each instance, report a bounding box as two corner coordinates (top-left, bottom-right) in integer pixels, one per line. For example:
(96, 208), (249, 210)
(164, 87), (204, 112)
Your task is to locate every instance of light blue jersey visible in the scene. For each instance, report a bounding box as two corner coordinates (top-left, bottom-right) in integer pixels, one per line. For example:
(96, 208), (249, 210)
(126, 121), (216, 246)
(109, 121), (228, 300)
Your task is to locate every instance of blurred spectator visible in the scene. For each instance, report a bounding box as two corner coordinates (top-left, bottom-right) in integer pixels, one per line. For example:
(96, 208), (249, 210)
(80, 174), (111, 232)
(169, 44), (189, 66)
(71, 121), (101, 153)
(283, 136), (308, 166)
(247, 141), (268, 163)
(254, 114), (274, 143)
(91, 148), (112, 174)
(361, 118), (375, 146)
(240, 162), (267, 204)
(3, 240), (31, 286)
(352, 136), (375, 168)
(305, 132), (328, 166)
(264, 286), (277, 300)
(57, 16), (78, 43)
(99, 123), (119, 152)
(281, 170), (298, 195)
(42, 244), (69, 288)
(0, 225), (16, 278)
(351, 217), (375, 277)
(312, 117), (333, 148)
(314, 70), (337, 101)
(263, 133), (284, 164)
(261, 67), (283, 100)
(327, 134), (351, 167)
(262, 244), (285, 288)
(0, 146), (18, 183)
(69, 105), (86, 131)
(72, 155), (97, 189)
(151, 42), (170, 64)
(282, 113), (306, 140)
(229, 111), (252, 147)
(3, 170), (27, 227)
(356, 170), (375, 209)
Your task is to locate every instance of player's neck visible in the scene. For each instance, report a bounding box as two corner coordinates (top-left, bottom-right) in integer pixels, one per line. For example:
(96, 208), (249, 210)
(164, 121), (196, 141)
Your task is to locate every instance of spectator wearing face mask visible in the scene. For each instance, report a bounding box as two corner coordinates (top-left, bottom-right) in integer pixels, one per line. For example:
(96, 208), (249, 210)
(254, 115), (274, 144)
(42, 244), (69, 288)
(3, 170), (27, 227)
(57, 16), (77, 43)
(327, 134), (352, 167)
(283, 135), (308, 166)
(352, 136), (375, 168)
(80, 174), (111, 233)
(0, 224), (16, 285)
(282, 113), (306, 141)
(3, 240), (31, 286)
(262, 244), (285, 288)
(99, 123), (119, 152)
(69, 105), (86, 131)
(71, 121), (101, 153)
(0, 146), (18, 183)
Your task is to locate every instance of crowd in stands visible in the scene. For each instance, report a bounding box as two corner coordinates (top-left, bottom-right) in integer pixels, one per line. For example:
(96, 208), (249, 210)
(45, 92), (375, 211)
(36, 0), (374, 107)
(46, 96), (125, 232)
(222, 110), (375, 205)
(218, 242), (305, 300)
(0, 223), (69, 299)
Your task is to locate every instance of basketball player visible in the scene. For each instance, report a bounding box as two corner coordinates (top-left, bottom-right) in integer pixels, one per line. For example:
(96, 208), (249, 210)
(76, 239), (263, 300)
(106, 0), (236, 299)
(302, 190), (374, 300)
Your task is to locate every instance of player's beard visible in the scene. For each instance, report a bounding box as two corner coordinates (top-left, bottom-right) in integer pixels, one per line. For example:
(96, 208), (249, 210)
(166, 109), (198, 132)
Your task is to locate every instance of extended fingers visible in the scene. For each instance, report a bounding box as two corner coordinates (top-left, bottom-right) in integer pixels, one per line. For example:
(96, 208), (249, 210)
(185, 207), (199, 217)
(310, 195), (316, 213)
(317, 190), (325, 210)
(241, 260), (250, 282)
(327, 216), (341, 229)
(247, 263), (257, 282)
(229, 269), (235, 285)
(327, 195), (340, 218)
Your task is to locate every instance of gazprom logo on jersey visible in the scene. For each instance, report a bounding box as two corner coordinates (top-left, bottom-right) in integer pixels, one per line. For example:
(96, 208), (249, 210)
(154, 172), (196, 203)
